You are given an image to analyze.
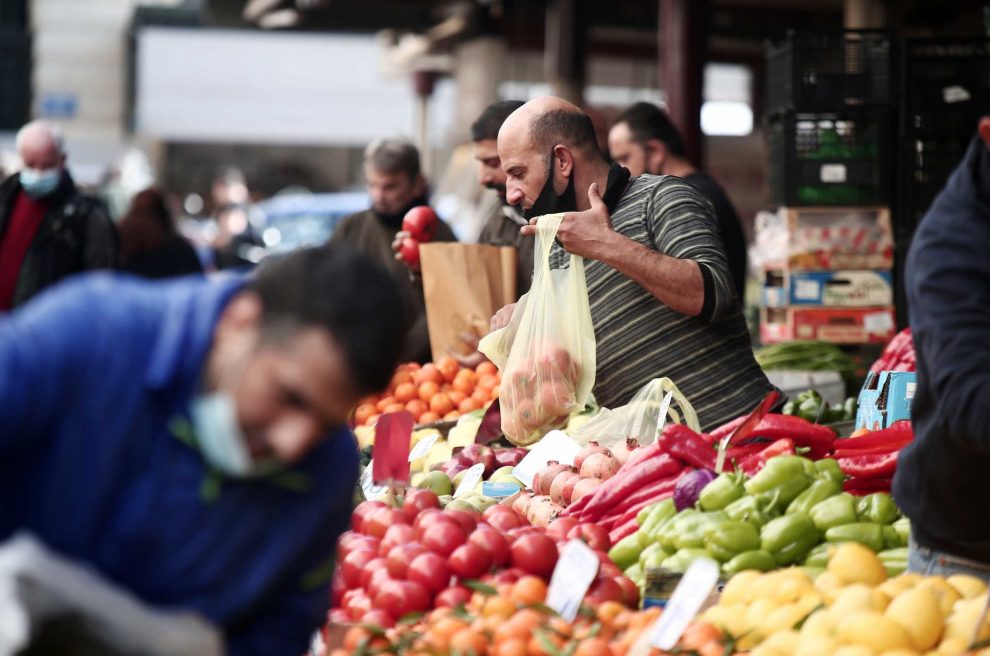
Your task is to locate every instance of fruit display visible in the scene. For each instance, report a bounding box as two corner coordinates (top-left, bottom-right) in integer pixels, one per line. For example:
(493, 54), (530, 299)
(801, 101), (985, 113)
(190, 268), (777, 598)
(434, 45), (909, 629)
(353, 358), (500, 428)
(701, 542), (990, 655)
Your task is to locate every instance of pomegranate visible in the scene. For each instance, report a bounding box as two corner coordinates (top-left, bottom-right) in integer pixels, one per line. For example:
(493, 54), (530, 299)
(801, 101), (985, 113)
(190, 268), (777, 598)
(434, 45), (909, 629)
(549, 471), (580, 506)
(526, 495), (563, 527)
(610, 437), (638, 465)
(561, 474), (584, 505)
(511, 491), (533, 517)
(579, 452), (620, 480)
(571, 477), (603, 503)
(574, 441), (611, 471)
(534, 461), (573, 496)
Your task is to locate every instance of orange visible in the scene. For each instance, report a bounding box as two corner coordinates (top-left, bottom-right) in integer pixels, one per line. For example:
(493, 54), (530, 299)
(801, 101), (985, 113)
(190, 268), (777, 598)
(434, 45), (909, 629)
(482, 595), (517, 620)
(430, 393), (455, 416)
(458, 397), (481, 413)
(405, 399), (428, 421)
(426, 617), (470, 651)
(418, 381), (440, 403)
(343, 626), (375, 651)
(478, 374), (500, 393)
(376, 396), (396, 412)
(383, 402), (406, 415)
(443, 410), (460, 421)
(452, 376), (475, 394)
(573, 637), (612, 656)
(510, 577), (548, 606)
(390, 370), (413, 388)
(449, 628), (488, 655)
(528, 631), (565, 656)
(437, 356), (461, 383)
(680, 622), (722, 651)
(415, 364), (444, 386)
(354, 403), (377, 426)
(419, 411), (441, 424)
(596, 601), (625, 628)
(476, 361), (498, 377)
(493, 638), (528, 656)
(394, 382), (417, 403)
(448, 390), (467, 405)
(472, 388), (491, 405)
(455, 368), (478, 386)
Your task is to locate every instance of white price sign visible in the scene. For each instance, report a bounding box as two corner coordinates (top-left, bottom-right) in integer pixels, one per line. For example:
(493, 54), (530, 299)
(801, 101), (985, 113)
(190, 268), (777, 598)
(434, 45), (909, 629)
(632, 558), (720, 654)
(454, 463), (485, 499)
(546, 539), (600, 622)
(408, 433), (439, 462)
(511, 431), (582, 489)
(360, 461), (388, 501)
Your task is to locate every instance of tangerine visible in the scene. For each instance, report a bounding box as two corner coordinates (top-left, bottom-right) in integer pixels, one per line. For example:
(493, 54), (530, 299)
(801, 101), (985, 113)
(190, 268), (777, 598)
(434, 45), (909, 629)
(405, 399), (428, 421)
(452, 376), (475, 394)
(394, 382), (417, 403)
(448, 390), (467, 405)
(472, 388), (491, 405)
(419, 411), (441, 424)
(449, 628), (488, 655)
(418, 381), (440, 403)
(437, 356), (461, 383)
(376, 396), (395, 412)
(476, 361), (498, 377)
(492, 638), (527, 656)
(430, 393), (455, 416)
(573, 637), (613, 656)
(354, 403), (377, 426)
(458, 397), (481, 413)
(383, 403), (405, 414)
(415, 364), (444, 386)
(478, 374), (500, 393)
(443, 410), (460, 421)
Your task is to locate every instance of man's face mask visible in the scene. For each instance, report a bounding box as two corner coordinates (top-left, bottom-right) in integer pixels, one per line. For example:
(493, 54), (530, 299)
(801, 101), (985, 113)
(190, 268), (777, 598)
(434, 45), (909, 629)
(523, 149), (577, 220)
(190, 391), (282, 478)
(20, 168), (61, 199)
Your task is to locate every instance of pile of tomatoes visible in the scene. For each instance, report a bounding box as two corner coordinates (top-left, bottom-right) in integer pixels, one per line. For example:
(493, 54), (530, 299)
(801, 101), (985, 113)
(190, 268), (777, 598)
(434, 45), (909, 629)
(353, 357), (501, 427)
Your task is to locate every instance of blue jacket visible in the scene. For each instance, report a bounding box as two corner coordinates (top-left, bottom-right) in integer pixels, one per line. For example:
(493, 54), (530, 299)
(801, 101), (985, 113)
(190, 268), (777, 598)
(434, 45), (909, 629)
(893, 137), (990, 563)
(0, 273), (358, 654)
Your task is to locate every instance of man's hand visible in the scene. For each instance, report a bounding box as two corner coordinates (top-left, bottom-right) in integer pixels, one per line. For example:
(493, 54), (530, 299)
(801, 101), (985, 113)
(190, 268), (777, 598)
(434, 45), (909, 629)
(391, 230), (421, 273)
(491, 303), (516, 332)
(520, 182), (622, 261)
(449, 332), (487, 368)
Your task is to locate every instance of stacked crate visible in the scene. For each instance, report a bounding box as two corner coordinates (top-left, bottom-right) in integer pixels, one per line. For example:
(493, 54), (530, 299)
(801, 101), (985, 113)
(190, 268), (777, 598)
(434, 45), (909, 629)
(760, 31), (896, 345)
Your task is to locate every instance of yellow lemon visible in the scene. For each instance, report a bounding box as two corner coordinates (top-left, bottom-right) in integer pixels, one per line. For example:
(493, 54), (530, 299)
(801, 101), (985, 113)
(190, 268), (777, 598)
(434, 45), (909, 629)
(829, 542), (888, 586)
(886, 586), (945, 651)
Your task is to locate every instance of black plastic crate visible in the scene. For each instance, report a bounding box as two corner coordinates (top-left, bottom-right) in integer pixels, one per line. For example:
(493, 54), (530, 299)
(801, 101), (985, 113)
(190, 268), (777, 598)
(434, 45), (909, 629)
(901, 38), (990, 133)
(767, 30), (893, 114)
(767, 109), (891, 207)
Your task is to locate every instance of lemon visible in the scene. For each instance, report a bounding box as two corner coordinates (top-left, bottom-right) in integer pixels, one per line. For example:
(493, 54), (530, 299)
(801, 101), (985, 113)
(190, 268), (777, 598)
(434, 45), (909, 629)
(836, 611), (913, 652)
(880, 573), (923, 599)
(834, 647), (878, 656)
(762, 603), (809, 634)
(886, 586), (945, 651)
(800, 609), (833, 638)
(916, 577), (962, 617)
(795, 636), (839, 656)
(944, 596), (990, 644)
(878, 651), (921, 656)
(746, 597), (782, 633)
(829, 542), (888, 586)
(754, 630), (800, 655)
(702, 603), (748, 637)
(947, 574), (989, 600)
(815, 571), (845, 602)
(721, 570), (763, 605)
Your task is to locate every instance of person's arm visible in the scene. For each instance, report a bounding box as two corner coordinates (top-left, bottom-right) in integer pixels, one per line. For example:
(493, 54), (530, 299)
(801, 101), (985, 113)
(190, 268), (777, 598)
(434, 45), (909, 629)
(522, 180), (735, 321)
(83, 201), (119, 269)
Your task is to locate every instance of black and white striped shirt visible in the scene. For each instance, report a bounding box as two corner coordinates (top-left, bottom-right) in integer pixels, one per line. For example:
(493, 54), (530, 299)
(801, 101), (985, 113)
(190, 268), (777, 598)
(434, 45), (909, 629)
(549, 174), (774, 431)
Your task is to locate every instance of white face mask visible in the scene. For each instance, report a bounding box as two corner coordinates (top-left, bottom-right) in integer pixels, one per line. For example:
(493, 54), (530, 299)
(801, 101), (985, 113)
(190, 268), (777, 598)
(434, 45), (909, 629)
(190, 392), (280, 478)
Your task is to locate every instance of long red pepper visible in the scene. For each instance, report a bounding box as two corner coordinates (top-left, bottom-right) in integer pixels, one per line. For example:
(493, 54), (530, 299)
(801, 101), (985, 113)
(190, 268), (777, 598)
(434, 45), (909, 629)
(745, 414), (835, 459)
(833, 444), (906, 458)
(609, 517), (642, 544)
(604, 490), (678, 530)
(658, 424), (717, 469)
(738, 439), (795, 476)
(837, 451), (899, 479)
(708, 415), (747, 442)
(596, 474), (682, 523)
(565, 454), (682, 520)
(833, 421), (913, 452)
(843, 476), (893, 495)
(619, 440), (664, 472)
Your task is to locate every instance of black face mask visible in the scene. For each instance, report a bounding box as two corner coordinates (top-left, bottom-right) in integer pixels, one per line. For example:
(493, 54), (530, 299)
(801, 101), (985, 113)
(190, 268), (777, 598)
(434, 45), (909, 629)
(523, 150), (578, 220)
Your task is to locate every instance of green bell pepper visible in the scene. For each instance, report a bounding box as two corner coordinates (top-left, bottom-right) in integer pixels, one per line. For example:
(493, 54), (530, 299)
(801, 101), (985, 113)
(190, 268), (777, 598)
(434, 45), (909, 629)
(825, 522), (885, 552)
(654, 509), (696, 552)
(782, 400), (797, 415)
(813, 458), (845, 484)
(608, 533), (643, 570)
(804, 543), (831, 568)
(704, 520), (761, 562)
(878, 547), (908, 577)
(638, 499), (677, 547)
(856, 493), (899, 525)
(760, 512), (820, 565)
(882, 525), (904, 549)
(643, 550), (668, 571)
(671, 511), (729, 551)
(699, 473), (745, 511)
(787, 478), (842, 515)
(745, 456), (814, 508)
(624, 563), (643, 580)
(809, 493), (858, 532)
(722, 549), (777, 574)
(797, 396), (823, 423)
(638, 542), (664, 567)
(893, 517), (911, 544)
(724, 495), (777, 528)
(662, 548), (712, 574)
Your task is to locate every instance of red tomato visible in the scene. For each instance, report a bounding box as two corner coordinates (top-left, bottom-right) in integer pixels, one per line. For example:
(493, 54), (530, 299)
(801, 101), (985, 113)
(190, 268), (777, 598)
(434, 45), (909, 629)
(421, 521), (467, 557)
(485, 510), (524, 533)
(489, 568), (526, 585)
(546, 517), (580, 542)
(414, 508), (456, 535)
(401, 206), (439, 242)
(351, 500), (386, 533)
(434, 584), (472, 608)
(374, 579), (430, 619)
(566, 524), (612, 552)
(407, 551), (452, 595)
(385, 542), (427, 580)
(444, 508), (480, 533)
(340, 549), (377, 589)
(363, 507), (410, 540)
(468, 527), (510, 568)
(379, 523), (419, 556)
(403, 488), (440, 518)
(399, 237), (420, 267)
(358, 557), (388, 590)
(337, 532), (379, 560)
(342, 589), (373, 619)
(449, 543), (493, 579)
(505, 525), (543, 540)
(510, 533), (558, 578)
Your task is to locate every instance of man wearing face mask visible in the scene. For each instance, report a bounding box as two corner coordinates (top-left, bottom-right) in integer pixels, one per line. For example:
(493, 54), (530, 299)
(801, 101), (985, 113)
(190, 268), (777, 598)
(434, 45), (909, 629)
(331, 138), (456, 362)
(0, 246), (408, 654)
(0, 120), (117, 311)
(493, 97), (775, 431)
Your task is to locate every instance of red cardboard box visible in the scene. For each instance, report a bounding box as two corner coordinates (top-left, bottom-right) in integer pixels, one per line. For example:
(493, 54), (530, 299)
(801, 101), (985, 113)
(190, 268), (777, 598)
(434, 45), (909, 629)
(761, 306), (896, 344)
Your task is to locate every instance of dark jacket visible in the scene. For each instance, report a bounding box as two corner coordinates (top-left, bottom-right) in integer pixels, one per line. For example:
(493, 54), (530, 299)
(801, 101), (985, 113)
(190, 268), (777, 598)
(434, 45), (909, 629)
(123, 235), (203, 279)
(0, 171), (118, 308)
(329, 206), (457, 363)
(478, 203), (534, 297)
(893, 137), (990, 563)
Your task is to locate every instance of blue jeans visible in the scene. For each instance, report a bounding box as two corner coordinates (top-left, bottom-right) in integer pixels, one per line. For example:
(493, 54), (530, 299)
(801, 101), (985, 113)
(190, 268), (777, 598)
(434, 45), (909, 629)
(909, 536), (990, 580)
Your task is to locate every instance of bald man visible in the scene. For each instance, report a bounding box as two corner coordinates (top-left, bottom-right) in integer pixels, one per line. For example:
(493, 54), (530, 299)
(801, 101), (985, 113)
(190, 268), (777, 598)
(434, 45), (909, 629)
(0, 120), (117, 310)
(493, 97), (776, 431)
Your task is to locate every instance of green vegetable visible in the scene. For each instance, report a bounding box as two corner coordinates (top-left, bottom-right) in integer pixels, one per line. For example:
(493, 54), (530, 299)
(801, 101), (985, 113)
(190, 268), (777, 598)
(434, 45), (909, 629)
(654, 508), (696, 552)
(642, 549), (668, 571)
(705, 520), (761, 562)
(761, 512), (820, 565)
(638, 499), (677, 547)
(722, 550), (777, 574)
(608, 533), (643, 570)
(825, 522), (885, 552)
(813, 458), (845, 484)
(754, 341), (859, 392)
(624, 563), (642, 580)
(699, 473), (745, 511)
(804, 543), (831, 568)
(843, 397), (858, 421)
(856, 493), (899, 526)
(671, 511), (729, 551)
(787, 478), (842, 515)
(809, 493), (859, 532)
(638, 542), (664, 567)
(882, 525), (904, 549)
(878, 547), (908, 577)
(893, 517), (911, 544)
(797, 397), (823, 423)
(662, 548), (712, 574)
(725, 495), (777, 528)
(745, 456), (814, 507)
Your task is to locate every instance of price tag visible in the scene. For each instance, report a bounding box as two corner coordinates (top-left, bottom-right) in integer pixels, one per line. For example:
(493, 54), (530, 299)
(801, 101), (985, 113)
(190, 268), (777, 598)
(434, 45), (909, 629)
(651, 392), (675, 444)
(482, 481), (521, 498)
(408, 433), (439, 462)
(373, 412), (414, 484)
(633, 558), (720, 654)
(820, 163), (847, 183)
(546, 539), (600, 621)
(511, 430), (581, 489)
(360, 461), (388, 501)
(864, 311), (894, 334)
(454, 463), (485, 498)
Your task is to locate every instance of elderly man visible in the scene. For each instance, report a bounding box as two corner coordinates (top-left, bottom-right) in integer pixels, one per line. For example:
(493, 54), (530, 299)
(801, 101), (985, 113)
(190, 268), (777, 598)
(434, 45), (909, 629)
(331, 138), (455, 362)
(493, 97), (775, 430)
(0, 120), (117, 311)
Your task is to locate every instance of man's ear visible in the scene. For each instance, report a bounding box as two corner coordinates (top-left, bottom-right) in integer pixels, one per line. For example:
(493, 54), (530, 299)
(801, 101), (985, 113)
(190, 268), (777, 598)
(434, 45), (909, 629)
(978, 116), (990, 151)
(219, 291), (263, 334)
(645, 139), (668, 175)
(553, 145), (575, 191)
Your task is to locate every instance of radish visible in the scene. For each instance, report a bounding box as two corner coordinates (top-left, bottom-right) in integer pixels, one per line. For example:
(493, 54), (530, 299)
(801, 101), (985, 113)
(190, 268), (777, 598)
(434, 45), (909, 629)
(549, 471), (580, 506)
(575, 441), (611, 471)
(571, 477), (603, 503)
(580, 452), (620, 480)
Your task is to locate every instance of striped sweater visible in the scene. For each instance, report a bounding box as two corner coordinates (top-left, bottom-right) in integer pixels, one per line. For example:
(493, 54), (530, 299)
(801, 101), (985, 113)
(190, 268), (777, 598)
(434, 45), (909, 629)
(548, 174), (774, 431)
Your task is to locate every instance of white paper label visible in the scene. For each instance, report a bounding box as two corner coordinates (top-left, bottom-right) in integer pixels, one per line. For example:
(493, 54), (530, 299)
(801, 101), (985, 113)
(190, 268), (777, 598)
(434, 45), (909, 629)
(652, 391), (675, 444)
(905, 382), (917, 400)
(408, 433), (439, 462)
(646, 558), (721, 650)
(943, 85), (971, 104)
(820, 164), (847, 183)
(454, 463), (485, 498)
(512, 430), (582, 489)
(794, 278), (821, 301)
(360, 461), (388, 501)
(546, 539), (600, 622)
(864, 311), (894, 334)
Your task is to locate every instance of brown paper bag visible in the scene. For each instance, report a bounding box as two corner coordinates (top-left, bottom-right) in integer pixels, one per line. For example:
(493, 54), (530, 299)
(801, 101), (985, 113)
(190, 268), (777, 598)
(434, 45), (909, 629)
(420, 242), (517, 362)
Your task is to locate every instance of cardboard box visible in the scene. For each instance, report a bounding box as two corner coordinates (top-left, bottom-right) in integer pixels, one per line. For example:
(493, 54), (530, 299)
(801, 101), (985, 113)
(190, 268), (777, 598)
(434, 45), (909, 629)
(758, 206), (894, 271)
(760, 306), (897, 344)
(763, 269), (894, 308)
(856, 371), (917, 430)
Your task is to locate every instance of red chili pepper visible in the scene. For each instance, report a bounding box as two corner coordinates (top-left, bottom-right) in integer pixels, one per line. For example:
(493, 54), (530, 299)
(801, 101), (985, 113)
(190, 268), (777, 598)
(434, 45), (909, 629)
(708, 415), (747, 442)
(738, 439), (796, 476)
(833, 444), (905, 458)
(609, 517), (641, 545)
(597, 474), (681, 523)
(724, 441), (769, 464)
(748, 414), (835, 459)
(833, 421), (913, 452)
(658, 424), (717, 470)
(837, 451), (899, 479)
(843, 476), (893, 495)
(566, 453), (682, 521)
(618, 440), (664, 472)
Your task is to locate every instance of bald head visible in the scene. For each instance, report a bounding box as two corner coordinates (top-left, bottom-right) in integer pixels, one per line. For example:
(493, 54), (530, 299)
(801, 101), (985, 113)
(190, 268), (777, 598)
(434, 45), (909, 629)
(16, 121), (65, 171)
(499, 96), (600, 158)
